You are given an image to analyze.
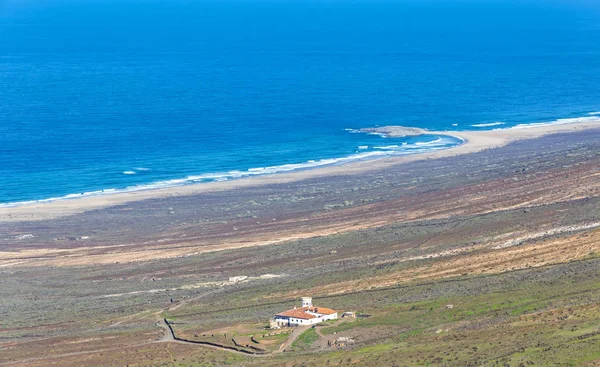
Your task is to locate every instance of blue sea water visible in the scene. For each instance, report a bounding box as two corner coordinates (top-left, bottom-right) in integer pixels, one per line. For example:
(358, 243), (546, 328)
(1, 0), (600, 205)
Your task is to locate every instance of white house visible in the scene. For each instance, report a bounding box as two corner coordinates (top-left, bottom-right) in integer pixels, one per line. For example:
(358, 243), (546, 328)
(274, 297), (338, 327)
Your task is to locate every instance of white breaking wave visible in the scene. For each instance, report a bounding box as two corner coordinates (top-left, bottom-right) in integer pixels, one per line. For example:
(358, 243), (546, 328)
(123, 171), (136, 175)
(0, 189), (118, 208)
(588, 112), (600, 116)
(510, 116), (600, 130)
(415, 137), (443, 146)
(471, 122), (505, 127)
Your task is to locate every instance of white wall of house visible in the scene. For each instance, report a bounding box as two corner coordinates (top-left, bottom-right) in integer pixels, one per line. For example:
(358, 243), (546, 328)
(322, 313), (338, 321)
(275, 316), (315, 326)
(275, 312), (337, 327)
(305, 310), (338, 321)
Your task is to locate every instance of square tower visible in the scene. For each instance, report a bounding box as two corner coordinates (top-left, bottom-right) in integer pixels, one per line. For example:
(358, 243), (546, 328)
(301, 297), (313, 308)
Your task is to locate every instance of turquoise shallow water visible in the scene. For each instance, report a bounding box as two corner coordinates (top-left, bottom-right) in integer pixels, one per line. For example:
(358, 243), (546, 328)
(1, 0), (600, 205)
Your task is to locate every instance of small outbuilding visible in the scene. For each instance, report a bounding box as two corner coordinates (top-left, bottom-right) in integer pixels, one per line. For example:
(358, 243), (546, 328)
(268, 319), (281, 329)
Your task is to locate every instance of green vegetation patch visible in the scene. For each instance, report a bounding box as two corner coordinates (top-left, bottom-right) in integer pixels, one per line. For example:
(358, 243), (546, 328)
(291, 328), (319, 351)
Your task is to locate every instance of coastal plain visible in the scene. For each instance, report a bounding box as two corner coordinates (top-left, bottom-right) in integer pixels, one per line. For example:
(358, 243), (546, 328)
(2, 127), (600, 366)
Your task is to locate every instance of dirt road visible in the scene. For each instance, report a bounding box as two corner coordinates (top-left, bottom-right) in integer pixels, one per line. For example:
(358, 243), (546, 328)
(274, 326), (309, 354)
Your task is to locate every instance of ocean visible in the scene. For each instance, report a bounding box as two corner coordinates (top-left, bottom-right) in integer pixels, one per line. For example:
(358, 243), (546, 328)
(1, 0), (600, 206)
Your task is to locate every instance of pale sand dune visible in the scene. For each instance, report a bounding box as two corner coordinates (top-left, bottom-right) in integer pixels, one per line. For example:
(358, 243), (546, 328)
(2, 119), (600, 222)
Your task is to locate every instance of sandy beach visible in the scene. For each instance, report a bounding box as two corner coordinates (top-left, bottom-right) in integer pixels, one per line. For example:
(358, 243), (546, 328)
(3, 118), (600, 223)
(4, 112), (600, 367)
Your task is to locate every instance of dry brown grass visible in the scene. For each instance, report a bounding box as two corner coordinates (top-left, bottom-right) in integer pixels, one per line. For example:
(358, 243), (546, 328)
(269, 228), (600, 299)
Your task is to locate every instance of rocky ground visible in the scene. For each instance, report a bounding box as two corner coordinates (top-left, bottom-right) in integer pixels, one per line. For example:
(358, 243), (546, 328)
(1, 129), (600, 366)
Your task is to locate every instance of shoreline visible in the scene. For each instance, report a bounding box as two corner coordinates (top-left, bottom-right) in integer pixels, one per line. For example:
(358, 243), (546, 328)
(3, 118), (600, 223)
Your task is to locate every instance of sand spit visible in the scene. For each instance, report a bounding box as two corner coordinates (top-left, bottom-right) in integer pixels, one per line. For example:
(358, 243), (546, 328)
(2, 118), (600, 222)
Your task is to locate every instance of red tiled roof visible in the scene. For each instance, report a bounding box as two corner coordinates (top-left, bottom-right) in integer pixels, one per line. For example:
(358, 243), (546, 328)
(308, 306), (337, 315)
(276, 306), (337, 319)
(276, 307), (317, 319)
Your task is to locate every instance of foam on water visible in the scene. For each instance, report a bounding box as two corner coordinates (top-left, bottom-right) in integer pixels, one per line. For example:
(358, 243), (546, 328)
(508, 116), (600, 130)
(0, 189), (118, 208)
(471, 122), (506, 127)
(415, 137), (443, 146)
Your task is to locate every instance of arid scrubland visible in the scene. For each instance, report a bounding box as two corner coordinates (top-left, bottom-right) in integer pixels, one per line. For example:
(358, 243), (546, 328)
(2, 130), (600, 366)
